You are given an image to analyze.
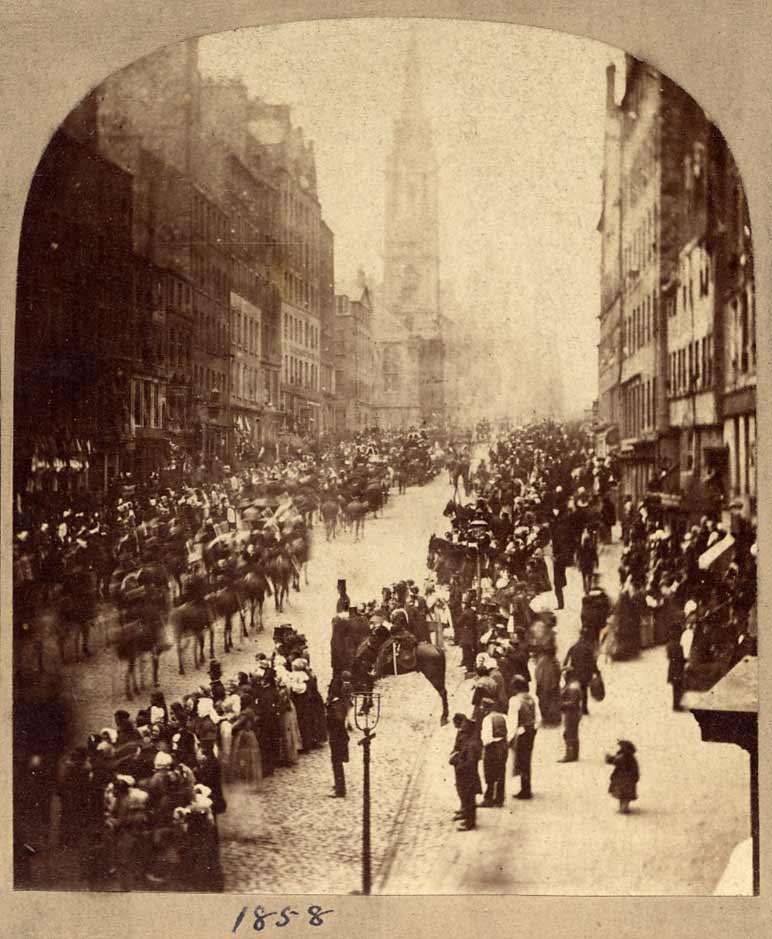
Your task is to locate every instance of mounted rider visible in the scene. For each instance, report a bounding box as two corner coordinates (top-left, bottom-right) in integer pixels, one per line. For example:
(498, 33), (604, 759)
(373, 611), (418, 677)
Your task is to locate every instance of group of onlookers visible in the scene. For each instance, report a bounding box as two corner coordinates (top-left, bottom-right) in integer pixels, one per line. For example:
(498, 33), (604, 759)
(19, 626), (333, 890)
(615, 494), (757, 704)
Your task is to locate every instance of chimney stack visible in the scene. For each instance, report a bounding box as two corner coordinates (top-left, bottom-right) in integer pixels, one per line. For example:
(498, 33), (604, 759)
(606, 63), (616, 111)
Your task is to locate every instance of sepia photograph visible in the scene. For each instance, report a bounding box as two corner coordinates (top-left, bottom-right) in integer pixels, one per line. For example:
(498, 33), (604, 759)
(8, 13), (759, 902)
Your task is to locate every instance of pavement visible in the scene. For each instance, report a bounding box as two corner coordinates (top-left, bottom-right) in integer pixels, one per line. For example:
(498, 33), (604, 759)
(381, 537), (752, 896)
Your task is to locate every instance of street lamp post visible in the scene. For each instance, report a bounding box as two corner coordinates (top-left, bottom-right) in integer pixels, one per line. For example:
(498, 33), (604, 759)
(353, 691), (381, 895)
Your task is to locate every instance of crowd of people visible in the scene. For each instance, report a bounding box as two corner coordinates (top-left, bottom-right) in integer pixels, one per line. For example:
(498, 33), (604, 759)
(28, 626), (334, 890)
(13, 415), (758, 881)
(12, 428), (444, 675)
(616, 494), (757, 704)
(12, 427), (445, 888)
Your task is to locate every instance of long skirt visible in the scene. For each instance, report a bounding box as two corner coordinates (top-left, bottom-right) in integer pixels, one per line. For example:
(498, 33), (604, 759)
(609, 771), (638, 802)
(538, 690), (562, 726)
(279, 705), (302, 765)
(229, 730), (263, 790)
(219, 722), (233, 780)
(293, 692), (316, 752)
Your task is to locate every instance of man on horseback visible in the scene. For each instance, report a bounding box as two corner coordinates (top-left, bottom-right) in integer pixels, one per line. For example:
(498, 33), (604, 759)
(373, 615), (418, 678)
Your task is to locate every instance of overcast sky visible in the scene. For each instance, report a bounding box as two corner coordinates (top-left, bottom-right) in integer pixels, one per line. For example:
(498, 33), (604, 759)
(200, 19), (625, 413)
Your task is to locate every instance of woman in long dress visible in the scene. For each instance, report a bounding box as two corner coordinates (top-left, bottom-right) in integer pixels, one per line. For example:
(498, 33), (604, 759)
(288, 659), (317, 753)
(229, 699), (263, 791)
(217, 694), (240, 781)
(277, 684), (302, 766)
(534, 643), (562, 725)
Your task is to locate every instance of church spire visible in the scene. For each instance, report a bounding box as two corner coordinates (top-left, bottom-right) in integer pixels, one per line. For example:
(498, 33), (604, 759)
(394, 24), (433, 153)
(402, 25), (425, 121)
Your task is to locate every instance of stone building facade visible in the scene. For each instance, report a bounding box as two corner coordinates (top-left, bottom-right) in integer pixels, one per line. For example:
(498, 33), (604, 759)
(597, 54), (756, 522)
(15, 120), (135, 495)
(335, 273), (377, 433)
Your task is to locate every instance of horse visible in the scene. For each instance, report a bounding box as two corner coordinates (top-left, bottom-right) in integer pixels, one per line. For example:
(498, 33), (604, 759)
(343, 499), (367, 542)
(320, 498), (339, 542)
(287, 532), (310, 590)
(112, 601), (166, 700)
(355, 631), (449, 725)
(443, 498), (475, 525)
(266, 552), (293, 613)
(240, 569), (271, 632)
(54, 567), (100, 662)
(169, 597), (213, 676)
(449, 460), (467, 502)
(415, 641), (449, 725)
(364, 481), (385, 518)
(208, 574), (245, 653)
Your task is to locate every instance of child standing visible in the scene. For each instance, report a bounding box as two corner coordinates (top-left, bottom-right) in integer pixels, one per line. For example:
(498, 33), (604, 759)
(605, 739), (639, 813)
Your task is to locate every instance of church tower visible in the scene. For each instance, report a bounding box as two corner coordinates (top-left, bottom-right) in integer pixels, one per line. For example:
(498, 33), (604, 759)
(383, 27), (440, 332)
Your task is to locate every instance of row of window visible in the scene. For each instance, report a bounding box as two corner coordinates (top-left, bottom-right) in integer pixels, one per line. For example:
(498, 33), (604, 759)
(232, 361), (261, 404)
(193, 192), (228, 247)
(164, 274), (193, 315)
(729, 289), (756, 376)
(622, 376), (657, 439)
(193, 364), (226, 397)
(284, 311), (318, 350)
(283, 269), (318, 313)
(131, 378), (164, 430)
(673, 250), (712, 318)
(234, 310), (260, 357)
(165, 326), (191, 370)
(669, 335), (714, 396)
(284, 188), (317, 234)
(624, 291), (658, 356)
(191, 250), (229, 304)
(283, 354), (319, 391)
(623, 201), (658, 278)
(382, 346), (400, 392)
(199, 314), (229, 357)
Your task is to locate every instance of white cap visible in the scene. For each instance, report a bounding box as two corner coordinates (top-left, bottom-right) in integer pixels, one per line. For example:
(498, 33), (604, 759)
(154, 751), (173, 769)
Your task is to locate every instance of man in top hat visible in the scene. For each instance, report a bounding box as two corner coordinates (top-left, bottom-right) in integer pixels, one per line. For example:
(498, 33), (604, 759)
(336, 579), (350, 614)
(457, 595), (480, 677)
(325, 677), (351, 798)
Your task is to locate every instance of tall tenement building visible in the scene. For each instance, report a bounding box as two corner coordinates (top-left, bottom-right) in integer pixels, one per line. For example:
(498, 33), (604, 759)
(597, 55), (756, 522)
(375, 29), (454, 429)
(15, 37), (338, 493)
(335, 271), (376, 433)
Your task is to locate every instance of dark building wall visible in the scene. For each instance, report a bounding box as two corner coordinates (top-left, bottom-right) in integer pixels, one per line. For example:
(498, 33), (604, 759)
(15, 127), (135, 491)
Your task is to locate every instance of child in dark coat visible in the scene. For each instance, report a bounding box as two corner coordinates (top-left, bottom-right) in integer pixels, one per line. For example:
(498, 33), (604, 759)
(605, 739), (639, 813)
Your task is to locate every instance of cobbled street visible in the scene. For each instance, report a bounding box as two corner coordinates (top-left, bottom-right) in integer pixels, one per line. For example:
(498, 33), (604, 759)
(37, 472), (463, 892)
